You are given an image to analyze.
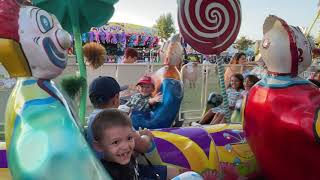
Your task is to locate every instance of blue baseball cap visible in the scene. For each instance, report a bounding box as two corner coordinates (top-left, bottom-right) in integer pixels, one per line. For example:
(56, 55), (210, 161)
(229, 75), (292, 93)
(89, 76), (127, 103)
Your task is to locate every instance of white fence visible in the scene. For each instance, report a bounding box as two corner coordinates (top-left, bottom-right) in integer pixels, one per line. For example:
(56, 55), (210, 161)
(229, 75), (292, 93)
(1, 58), (319, 135)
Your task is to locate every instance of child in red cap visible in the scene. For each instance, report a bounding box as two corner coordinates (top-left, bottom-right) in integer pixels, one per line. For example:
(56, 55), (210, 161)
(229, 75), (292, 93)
(126, 75), (162, 112)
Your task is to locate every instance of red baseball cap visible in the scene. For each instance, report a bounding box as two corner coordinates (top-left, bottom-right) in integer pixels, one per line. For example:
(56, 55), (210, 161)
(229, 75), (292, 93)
(136, 75), (154, 86)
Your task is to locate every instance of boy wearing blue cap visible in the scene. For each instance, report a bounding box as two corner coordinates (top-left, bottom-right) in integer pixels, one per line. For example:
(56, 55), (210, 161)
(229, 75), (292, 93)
(88, 76), (127, 120)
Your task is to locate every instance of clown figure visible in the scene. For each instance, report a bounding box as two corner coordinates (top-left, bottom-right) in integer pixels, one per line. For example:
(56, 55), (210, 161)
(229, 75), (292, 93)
(0, 1), (110, 179)
(243, 15), (320, 180)
(130, 34), (184, 129)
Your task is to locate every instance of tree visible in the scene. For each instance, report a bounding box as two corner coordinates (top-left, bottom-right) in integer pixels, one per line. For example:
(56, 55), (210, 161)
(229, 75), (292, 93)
(154, 13), (176, 41)
(235, 36), (255, 51)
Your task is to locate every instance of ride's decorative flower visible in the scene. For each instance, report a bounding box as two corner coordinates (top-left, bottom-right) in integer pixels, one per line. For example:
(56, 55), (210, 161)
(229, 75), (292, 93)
(201, 169), (220, 180)
(83, 42), (106, 69)
(220, 163), (240, 180)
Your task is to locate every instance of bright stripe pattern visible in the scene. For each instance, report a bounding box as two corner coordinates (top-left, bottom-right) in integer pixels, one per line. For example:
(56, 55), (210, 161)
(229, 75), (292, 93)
(178, 0), (242, 54)
(217, 57), (231, 119)
(0, 150), (7, 168)
(149, 124), (258, 178)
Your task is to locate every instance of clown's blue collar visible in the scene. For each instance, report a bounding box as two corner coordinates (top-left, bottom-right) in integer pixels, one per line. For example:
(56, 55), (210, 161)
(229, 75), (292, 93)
(257, 74), (309, 88)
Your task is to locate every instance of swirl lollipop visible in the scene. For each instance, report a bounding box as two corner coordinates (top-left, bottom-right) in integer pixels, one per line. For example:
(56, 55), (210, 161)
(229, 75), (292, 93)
(178, 0), (241, 55)
(179, 0), (242, 120)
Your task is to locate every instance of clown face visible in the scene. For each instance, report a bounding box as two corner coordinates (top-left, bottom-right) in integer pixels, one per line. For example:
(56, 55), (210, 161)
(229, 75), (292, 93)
(19, 6), (72, 79)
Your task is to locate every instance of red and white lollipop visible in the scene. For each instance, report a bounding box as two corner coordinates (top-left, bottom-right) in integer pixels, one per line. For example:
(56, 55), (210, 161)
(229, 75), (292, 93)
(178, 0), (242, 55)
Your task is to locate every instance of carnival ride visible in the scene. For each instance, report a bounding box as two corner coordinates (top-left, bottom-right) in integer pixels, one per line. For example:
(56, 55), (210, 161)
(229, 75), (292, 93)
(84, 23), (159, 49)
(1, 0), (320, 180)
(0, 0), (258, 179)
(82, 23), (160, 63)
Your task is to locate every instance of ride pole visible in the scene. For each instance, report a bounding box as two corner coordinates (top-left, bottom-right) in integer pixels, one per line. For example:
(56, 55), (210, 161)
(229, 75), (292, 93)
(68, 0), (87, 126)
(306, 10), (320, 36)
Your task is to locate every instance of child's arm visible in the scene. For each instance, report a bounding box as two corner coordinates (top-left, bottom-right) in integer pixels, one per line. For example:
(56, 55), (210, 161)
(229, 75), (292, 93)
(148, 92), (162, 105)
(199, 110), (215, 125)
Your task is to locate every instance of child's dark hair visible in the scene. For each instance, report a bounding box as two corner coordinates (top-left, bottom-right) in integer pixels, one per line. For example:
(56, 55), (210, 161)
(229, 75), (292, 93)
(92, 109), (132, 142)
(89, 93), (119, 108)
(229, 73), (244, 90)
(235, 52), (246, 61)
(230, 52), (246, 64)
(245, 74), (260, 85)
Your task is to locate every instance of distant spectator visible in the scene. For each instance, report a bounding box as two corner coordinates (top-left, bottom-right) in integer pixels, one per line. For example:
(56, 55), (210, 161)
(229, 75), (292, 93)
(122, 48), (138, 63)
(224, 52), (248, 86)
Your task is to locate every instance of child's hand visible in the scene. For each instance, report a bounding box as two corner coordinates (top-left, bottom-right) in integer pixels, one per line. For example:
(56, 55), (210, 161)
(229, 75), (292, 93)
(133, 130), (153, 153)
(149, 92), (162, 105)
(139, 128), (154, 138)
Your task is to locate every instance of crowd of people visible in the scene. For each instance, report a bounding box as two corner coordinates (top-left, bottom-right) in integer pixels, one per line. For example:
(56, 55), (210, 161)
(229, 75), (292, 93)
(195, 52), (320, 125)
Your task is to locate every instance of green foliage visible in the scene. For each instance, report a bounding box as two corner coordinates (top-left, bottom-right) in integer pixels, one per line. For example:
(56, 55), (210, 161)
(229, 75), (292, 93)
(154, 13), (176, 41)
(187, 54), (201, 62)
(61, 76), (86, 99)
(235, 36), (255, 51)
